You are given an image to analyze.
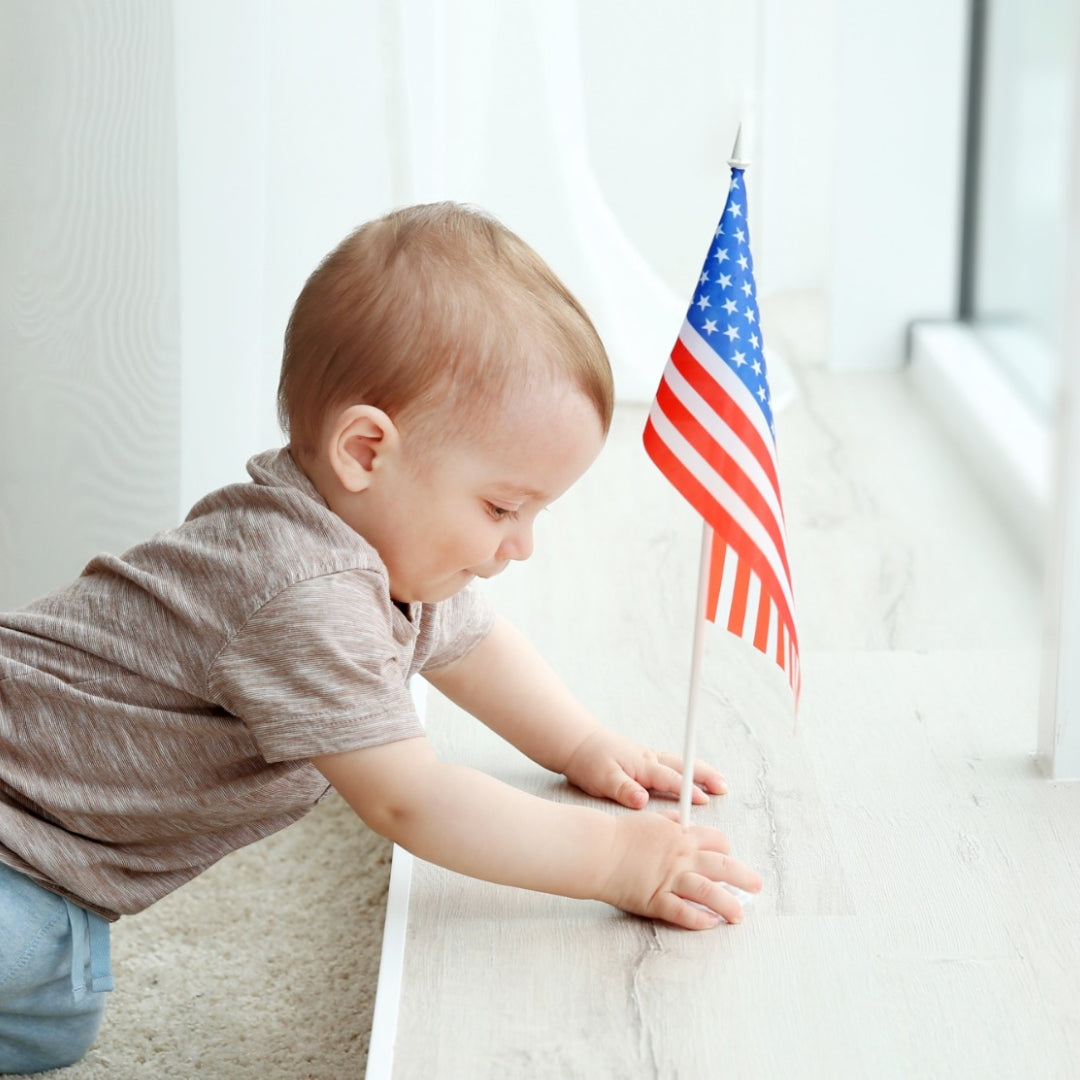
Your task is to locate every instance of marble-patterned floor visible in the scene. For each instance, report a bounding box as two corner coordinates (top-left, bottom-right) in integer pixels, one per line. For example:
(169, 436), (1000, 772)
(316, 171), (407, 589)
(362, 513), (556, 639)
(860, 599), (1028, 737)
(373, 295), (1079, 1078)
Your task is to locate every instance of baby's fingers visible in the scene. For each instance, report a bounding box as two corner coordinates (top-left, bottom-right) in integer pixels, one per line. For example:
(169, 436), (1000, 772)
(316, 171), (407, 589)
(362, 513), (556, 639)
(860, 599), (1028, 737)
(658, 853), (763, 929)
(655, 812), (732, 855)
(656, 751), (728, 796)
(679, 872), (749, 926)
(604, 766), (650, 810)
(652, 883), (726, 930)
(633, 760), (701, 804)
(653, 869), (752, 929)
(695, 849), (763, 896)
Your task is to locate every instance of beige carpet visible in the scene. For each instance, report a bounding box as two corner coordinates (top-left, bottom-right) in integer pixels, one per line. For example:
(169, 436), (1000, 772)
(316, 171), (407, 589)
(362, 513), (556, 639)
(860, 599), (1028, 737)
(30, 794), (391, 1079)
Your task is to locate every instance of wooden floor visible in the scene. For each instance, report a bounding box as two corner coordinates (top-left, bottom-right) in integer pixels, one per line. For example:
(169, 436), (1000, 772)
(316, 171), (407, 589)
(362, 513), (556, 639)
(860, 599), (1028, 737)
(371, 301), (1080, 1078)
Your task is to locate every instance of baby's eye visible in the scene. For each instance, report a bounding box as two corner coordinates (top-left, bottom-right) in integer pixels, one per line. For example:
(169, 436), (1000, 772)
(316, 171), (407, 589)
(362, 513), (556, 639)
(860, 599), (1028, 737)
(485, 502), (519, 521)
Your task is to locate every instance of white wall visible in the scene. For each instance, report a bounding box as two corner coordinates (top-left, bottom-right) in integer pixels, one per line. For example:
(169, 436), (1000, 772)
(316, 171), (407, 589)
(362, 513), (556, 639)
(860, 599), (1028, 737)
(756, 0), (838, 297)
(828, 0), (969, 369)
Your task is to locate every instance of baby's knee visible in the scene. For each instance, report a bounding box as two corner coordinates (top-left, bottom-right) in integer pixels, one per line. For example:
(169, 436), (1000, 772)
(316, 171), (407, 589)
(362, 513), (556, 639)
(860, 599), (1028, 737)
(0, 992), (106, 1075)
(0, 865), (113, 1074)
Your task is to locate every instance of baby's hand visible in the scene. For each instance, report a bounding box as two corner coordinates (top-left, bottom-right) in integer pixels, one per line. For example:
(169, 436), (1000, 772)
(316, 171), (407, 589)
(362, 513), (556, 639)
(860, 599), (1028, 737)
(562, 728), (727, 810)
(597, 811), (762, 929)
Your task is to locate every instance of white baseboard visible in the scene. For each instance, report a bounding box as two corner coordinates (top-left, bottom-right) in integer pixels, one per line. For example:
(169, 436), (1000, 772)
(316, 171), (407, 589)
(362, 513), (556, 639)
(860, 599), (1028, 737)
(364, 845), (413, 1080)
(364, 680), (426, 1079)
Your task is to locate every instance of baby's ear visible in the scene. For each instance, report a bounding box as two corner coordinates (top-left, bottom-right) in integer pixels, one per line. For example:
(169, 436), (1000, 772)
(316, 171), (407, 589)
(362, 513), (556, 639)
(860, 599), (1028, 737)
(327, 404), (400, 493)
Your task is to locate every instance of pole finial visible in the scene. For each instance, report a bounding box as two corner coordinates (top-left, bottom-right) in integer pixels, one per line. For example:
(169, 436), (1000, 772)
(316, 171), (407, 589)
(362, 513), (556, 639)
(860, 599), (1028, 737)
(728, 122), (750, 169)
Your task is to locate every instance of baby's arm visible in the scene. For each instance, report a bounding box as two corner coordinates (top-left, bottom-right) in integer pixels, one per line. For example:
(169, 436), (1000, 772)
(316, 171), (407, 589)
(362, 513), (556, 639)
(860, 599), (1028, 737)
(423, 614), (727, 810)
(314, 738), (761, 929)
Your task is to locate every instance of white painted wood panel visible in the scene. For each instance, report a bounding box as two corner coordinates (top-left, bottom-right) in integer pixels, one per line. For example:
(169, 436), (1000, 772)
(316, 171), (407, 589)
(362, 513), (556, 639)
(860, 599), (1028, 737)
(0, 0), (401, 607)
(0, 0), (181, 608)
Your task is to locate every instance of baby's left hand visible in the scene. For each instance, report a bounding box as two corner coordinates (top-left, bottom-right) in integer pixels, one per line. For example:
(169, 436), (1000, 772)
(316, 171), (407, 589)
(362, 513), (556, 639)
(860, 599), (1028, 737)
(562, 728), (727, 810)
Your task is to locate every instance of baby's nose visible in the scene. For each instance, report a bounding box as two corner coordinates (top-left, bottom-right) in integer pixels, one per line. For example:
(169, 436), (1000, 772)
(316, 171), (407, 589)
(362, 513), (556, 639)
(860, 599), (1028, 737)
(499, 522), (534, 562)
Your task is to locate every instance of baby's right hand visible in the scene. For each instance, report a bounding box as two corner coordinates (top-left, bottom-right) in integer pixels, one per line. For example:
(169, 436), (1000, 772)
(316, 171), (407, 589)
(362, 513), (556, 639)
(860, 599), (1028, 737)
(596, 812), (763, 930)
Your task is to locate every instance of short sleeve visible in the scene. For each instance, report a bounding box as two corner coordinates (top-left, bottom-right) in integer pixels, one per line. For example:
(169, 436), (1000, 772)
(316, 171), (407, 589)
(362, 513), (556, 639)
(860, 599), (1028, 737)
(207, 570), (425, 763)
(415, 583), (496, 673)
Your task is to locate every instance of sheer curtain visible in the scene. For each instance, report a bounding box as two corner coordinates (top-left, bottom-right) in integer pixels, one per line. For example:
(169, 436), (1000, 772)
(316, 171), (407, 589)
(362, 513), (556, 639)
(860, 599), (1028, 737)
(390, 0), (762, 400)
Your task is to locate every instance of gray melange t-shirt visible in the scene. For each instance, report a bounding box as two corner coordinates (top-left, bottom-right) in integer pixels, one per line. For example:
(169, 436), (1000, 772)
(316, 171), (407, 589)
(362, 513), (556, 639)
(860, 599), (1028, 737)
(0, 448), (494, 920)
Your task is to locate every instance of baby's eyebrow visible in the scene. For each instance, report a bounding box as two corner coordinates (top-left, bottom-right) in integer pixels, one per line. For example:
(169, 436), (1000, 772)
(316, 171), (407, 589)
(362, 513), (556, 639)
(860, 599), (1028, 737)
(488, 484), (547, 502)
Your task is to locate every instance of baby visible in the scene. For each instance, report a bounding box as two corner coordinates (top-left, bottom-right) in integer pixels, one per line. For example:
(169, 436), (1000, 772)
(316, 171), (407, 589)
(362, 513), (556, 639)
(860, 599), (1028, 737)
(0, 202), (761, 1074)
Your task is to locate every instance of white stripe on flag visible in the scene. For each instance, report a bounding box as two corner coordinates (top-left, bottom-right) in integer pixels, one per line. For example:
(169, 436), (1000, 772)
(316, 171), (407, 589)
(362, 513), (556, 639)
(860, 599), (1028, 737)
(717, 542), (738, 622)
(744, 572), (761, 644)
(648, 402), (796, 619)
(661, 358), (786, 538)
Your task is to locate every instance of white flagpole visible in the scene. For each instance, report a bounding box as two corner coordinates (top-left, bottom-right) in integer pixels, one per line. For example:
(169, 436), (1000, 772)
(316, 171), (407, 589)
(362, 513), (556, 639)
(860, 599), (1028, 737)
(678, 522), (713, 826)
(678, 124), (749, 828)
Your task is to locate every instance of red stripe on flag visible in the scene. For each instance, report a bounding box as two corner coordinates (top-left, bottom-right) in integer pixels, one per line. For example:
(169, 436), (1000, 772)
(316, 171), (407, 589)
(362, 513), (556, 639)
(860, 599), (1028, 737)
(728, 557), (751, 637)
(654, 377), (792, 585)
(671, 338), (783, 509)
(644, 416), (799, 654)
(776, 618), (786, 669)
(753, 588), (770, 653)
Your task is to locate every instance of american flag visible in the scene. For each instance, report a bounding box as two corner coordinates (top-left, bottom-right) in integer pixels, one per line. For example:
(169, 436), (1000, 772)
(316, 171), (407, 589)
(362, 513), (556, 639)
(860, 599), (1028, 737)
(643, 165), (800, 700)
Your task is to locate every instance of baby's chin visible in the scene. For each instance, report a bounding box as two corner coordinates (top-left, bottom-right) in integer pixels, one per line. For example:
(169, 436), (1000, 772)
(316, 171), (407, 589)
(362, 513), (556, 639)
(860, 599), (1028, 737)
(396, 571), (478, 605)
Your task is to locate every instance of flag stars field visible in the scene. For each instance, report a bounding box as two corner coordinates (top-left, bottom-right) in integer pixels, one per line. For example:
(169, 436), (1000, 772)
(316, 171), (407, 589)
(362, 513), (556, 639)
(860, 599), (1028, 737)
(679, 172), (771, 425)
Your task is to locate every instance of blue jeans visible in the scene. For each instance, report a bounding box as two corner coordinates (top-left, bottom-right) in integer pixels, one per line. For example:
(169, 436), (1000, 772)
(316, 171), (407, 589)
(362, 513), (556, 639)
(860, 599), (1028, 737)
(0, 863), (114, 1075)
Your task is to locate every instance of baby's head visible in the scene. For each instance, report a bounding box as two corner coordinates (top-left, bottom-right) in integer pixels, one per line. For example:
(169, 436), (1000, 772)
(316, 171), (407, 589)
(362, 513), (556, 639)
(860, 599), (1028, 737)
(278, 202), (613, 463)
(277, 203), (614, 603)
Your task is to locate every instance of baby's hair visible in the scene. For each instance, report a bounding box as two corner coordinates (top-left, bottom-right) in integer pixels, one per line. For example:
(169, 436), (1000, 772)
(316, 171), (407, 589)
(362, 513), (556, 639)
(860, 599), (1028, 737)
(278, 202), (613, 459)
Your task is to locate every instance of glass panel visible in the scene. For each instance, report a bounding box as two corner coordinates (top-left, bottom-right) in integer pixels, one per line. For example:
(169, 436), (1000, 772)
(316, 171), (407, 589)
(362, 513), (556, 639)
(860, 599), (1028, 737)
(973, 0), (1079, 417)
